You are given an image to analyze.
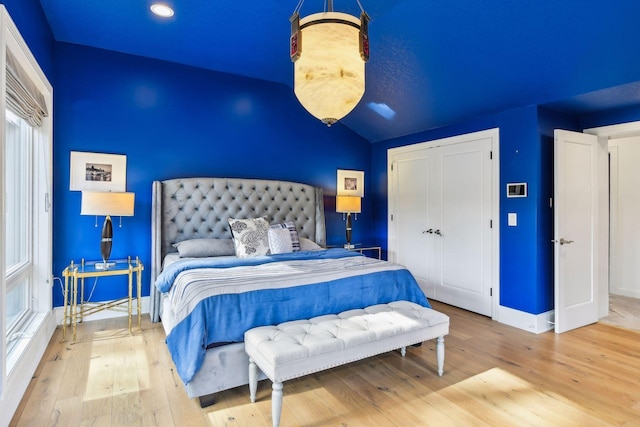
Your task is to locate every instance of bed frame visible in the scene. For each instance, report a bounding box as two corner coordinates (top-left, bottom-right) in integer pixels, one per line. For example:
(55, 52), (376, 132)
(150, 177), (326, 404)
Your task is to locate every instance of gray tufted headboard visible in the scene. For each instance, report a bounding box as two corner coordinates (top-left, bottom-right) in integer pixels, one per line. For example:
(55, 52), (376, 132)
(149, 177), (326, 321)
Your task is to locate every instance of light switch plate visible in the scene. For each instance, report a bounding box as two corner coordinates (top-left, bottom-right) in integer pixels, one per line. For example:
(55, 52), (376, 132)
(508, 213), (517, 226)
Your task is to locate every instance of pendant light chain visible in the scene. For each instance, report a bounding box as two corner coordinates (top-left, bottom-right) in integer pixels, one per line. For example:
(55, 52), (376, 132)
(294, 0), (365, 15)
(293, 0), (305, 15)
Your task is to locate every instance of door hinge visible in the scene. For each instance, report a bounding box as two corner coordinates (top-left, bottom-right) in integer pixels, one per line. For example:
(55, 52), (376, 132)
(490, 219), (493, 228)
(489, 151), (493, 160)
(490, 288), (493, 296)
(549, 197), (553, 208)
(390, 214), (394, 221)
(390, 163), (394, 171)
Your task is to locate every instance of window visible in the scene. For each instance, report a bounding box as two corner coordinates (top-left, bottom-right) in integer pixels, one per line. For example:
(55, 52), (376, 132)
(4, 110), (33, 346)
(0, 6), (53, 421)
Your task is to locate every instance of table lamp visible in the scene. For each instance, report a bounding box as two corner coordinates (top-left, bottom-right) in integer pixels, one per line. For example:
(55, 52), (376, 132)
(81, 191), (135, 269)
(336, 195), (361, 249)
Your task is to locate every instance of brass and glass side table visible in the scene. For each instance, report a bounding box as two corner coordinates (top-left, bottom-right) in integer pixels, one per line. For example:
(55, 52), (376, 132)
(62, 257), (143, 342)
(329, 244), (382, 259)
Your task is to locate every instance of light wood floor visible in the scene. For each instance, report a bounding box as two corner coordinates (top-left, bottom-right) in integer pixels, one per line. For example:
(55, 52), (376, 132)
(10, 301), (640, 426)
(600, 294), (640, 331)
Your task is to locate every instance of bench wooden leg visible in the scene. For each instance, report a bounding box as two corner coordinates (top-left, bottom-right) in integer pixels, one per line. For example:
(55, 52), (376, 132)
(249, 358), (258, 403)
(436, 335), (445, 376)
(272, 382), (283, 427)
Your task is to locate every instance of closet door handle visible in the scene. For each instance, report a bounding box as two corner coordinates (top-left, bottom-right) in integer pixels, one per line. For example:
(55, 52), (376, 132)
(434, 229), (443, 236)
(422, 228), (433, 234)
(552, 237), (574, 245)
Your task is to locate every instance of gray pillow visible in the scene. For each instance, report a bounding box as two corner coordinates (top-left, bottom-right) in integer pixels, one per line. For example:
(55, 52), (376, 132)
(173, 238), (235, 258)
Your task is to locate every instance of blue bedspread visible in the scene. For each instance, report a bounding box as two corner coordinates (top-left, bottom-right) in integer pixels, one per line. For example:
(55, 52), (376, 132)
(156, 249), (430, 384)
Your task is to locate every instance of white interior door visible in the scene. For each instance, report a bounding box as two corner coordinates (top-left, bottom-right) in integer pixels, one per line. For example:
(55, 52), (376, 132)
(554, 129), (599, 333)
(608, 136), (640, 298)
(432, 139), (493, 316)
(389, 151), (433, 294)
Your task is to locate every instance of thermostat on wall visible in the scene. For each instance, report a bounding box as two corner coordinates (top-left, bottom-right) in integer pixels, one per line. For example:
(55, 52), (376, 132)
(507, 182), (527, 198)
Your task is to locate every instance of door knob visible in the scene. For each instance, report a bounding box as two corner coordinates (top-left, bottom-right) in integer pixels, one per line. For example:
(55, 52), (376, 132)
(434, 229), (443, 236)
(551, 238), (574, 245)
(422, 228), (433, 234)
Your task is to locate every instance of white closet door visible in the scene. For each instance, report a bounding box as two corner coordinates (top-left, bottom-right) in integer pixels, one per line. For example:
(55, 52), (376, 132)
(389, 150), (433, 293)
(432, 138), (493, 316)
(388, 131), (495, 317)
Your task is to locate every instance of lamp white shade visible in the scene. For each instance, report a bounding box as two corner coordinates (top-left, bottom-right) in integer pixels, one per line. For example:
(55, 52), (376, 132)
(81, 191), (135, 216)
(294, 12), (365, 126)
(336, 195), (361, 214)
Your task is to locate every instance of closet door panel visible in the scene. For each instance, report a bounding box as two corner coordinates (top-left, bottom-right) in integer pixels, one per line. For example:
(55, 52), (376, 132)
(434, 139), (493, 316)
(392, 151), (433, 294)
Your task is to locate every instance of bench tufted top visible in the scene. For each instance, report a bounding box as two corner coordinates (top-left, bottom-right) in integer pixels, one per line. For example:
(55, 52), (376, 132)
(245, 301), (450, 383)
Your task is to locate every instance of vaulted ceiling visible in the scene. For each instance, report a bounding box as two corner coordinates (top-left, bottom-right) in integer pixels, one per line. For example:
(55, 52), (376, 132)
(38, 1), (640, 142)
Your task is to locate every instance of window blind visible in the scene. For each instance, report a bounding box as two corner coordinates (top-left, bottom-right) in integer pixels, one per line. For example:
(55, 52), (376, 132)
(6, 50), (48, 127)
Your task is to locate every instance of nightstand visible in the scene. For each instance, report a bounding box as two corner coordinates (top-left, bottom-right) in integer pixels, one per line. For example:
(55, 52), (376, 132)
(330, 244), (382, 259)
(349, 245), (381, 259)
(62, 257), (143, 342)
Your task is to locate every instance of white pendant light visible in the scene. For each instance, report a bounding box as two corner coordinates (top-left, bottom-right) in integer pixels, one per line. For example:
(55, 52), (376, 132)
(290, 1), (370, 126)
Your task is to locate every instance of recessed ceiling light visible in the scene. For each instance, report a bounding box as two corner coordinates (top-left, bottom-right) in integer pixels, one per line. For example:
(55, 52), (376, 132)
(150, 3), (174, 18)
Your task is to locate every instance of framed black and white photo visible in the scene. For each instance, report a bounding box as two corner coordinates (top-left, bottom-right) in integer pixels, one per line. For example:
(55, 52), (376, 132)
(70, 151), (127, 191)
(337, 169), (364, 197)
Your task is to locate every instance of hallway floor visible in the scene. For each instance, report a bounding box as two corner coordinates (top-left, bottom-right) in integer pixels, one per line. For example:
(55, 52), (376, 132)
(599, 294), (640, 331)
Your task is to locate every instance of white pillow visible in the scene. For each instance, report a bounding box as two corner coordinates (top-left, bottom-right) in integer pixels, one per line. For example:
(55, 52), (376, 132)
(299, 237), (323, 251)
(228, 217), (270, 258)
(268, 227), (293, 254)
(268, 221), (300, 254)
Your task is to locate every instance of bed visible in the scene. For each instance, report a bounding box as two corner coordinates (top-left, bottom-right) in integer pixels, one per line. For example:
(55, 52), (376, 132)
(149, 177), (430, 405)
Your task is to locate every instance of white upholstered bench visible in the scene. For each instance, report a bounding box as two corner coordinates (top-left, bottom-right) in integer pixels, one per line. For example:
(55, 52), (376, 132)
(244, 300), (450, 427)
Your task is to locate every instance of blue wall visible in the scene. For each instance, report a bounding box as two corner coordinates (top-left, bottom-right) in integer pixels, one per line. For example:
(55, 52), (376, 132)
(0, 0), (54, 80)
(51, 43), (372, 306)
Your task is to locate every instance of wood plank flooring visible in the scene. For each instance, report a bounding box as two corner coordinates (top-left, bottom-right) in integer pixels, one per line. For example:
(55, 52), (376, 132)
(10, 301), (640, 426)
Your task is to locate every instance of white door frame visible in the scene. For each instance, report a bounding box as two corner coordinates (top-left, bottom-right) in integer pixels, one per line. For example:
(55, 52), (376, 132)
(387, 128), (500, 320)
(585, 120), (640, 318)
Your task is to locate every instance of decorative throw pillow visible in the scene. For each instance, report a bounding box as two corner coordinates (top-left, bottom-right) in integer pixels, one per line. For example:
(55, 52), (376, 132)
(268, 227), (293, 254)
(299, 237), (323, 251)
(268, 221), (301, 254)
(172, 238), (235, 258)
(228, 217), (270, 258)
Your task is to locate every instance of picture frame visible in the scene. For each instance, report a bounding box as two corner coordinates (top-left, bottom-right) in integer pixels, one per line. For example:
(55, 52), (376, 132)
(69, 151), (127, 192)
(337, 169), (364, 197)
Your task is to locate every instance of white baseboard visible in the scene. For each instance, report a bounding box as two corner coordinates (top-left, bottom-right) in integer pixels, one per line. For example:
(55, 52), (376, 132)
(53, 296), (150, 324)
(611, 289), (640, 299)
(497, 305), (554, 334)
